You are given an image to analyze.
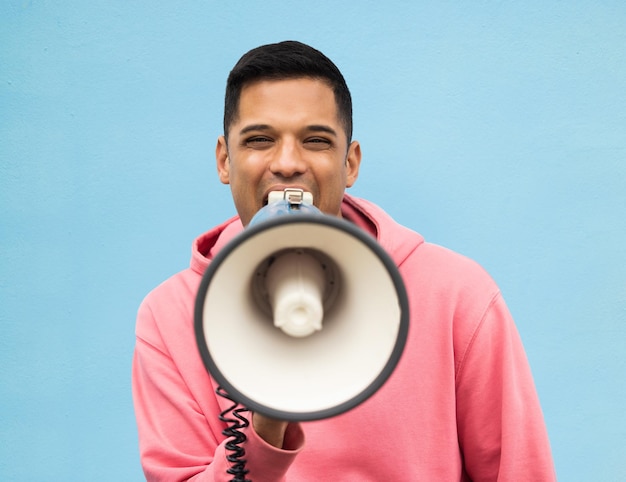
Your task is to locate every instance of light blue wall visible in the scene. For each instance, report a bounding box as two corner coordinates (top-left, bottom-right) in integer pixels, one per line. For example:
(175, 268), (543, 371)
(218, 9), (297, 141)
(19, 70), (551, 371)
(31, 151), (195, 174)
(1, 1), (624, 480)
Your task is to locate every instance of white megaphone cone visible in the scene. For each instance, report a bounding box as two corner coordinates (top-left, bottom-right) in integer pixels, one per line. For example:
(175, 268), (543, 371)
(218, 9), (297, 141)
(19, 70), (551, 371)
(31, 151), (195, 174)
(195, 189), (409, 421)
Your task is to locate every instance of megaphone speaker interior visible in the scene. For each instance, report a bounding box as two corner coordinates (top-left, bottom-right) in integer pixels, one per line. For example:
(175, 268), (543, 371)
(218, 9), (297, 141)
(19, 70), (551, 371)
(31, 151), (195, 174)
(194, 212), (409, 422)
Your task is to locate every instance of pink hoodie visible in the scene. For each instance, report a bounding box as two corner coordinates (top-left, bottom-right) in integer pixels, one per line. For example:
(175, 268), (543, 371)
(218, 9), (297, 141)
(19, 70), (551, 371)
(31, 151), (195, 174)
(132, 194), (556, 481)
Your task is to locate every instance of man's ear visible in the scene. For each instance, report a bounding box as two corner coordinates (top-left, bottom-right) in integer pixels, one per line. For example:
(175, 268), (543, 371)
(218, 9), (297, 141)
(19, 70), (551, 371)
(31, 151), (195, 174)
(216, 135), (230, 185)
(345, 140), (362, 188)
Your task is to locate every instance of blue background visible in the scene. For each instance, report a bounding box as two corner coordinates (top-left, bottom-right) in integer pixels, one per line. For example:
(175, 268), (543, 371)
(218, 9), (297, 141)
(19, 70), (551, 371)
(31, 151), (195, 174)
(1, 1), (625, 480)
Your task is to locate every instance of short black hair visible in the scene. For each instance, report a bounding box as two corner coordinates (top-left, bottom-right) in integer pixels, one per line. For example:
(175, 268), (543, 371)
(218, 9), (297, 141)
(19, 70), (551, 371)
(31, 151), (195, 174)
(223, 40), (353, 143)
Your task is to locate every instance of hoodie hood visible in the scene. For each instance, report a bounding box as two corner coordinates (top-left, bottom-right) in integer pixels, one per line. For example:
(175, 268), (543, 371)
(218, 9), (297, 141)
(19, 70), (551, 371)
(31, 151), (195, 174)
(189, 193), (424, 275)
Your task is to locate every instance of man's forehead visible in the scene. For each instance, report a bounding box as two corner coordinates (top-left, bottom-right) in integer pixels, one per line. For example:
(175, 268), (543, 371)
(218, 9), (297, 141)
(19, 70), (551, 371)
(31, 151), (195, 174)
(235, 78), (341, 125)
(238, 77), (335, 101)
(241, 76), (333, 92)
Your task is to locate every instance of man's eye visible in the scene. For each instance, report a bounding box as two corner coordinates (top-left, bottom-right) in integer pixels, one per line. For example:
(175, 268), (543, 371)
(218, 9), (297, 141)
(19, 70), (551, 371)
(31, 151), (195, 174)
(245, 137), (273, 148)
(305, 138), (331, 150)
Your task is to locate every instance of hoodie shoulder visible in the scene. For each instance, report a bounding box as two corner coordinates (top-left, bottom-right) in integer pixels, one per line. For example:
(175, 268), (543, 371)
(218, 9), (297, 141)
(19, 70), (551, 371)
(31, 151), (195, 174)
(342, 194), (424, 265)
(189, 216), (243, 274)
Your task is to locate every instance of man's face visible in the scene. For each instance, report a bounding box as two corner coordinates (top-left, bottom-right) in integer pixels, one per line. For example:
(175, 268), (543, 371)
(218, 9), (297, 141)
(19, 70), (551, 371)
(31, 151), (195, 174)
(216, 78), (361, 226)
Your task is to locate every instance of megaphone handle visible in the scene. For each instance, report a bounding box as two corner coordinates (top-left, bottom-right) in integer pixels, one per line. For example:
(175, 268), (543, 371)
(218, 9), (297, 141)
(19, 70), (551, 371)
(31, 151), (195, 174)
(216, 386), (252, 482)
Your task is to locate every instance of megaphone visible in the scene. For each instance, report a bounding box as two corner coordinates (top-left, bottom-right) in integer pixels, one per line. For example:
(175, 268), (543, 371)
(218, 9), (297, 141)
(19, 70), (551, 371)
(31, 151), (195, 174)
(194, 189), (409, 422)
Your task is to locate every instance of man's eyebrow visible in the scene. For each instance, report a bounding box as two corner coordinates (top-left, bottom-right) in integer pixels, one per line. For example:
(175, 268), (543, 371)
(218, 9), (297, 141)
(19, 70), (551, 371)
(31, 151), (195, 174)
(238, 124), (339, 137)
(239, 124), (272, 135)
(306, 125), (338, 137)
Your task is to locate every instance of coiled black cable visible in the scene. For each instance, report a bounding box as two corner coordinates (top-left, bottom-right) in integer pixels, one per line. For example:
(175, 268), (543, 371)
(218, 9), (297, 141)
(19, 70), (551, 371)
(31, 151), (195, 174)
(217, 386), (252, 482)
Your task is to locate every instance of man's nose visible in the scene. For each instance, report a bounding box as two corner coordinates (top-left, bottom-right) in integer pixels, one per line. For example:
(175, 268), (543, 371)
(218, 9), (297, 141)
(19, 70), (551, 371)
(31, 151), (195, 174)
(269, 141), (307, 177)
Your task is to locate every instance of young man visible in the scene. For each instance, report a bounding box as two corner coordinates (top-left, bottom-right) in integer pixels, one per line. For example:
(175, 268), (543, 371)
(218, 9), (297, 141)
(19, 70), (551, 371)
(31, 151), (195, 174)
(132, 41), (556, 481)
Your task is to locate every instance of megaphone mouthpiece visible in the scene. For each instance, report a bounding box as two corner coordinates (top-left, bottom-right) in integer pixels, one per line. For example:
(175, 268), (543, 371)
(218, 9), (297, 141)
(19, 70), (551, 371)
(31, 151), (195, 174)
(267, 189), (313, 206)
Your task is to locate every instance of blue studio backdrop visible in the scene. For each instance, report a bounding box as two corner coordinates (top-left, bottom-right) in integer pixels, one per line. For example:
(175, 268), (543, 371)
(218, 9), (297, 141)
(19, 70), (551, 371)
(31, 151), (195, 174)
(1, 2), (625, 480)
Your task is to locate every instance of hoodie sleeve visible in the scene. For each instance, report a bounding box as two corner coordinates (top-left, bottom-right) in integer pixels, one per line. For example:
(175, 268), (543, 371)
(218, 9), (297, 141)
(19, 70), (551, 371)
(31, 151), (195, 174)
(132, 296), (304, 482)
(455, 292), (556, 481)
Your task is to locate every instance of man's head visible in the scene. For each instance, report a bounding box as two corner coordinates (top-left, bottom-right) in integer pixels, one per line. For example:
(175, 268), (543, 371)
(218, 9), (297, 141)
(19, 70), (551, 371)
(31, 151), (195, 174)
(223, 40), (353, 144)
(216, 42), (361, 226)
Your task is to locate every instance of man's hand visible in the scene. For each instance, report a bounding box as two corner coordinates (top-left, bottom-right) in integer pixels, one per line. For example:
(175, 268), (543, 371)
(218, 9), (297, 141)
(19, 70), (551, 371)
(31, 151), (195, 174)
(252, 413), (289, 448)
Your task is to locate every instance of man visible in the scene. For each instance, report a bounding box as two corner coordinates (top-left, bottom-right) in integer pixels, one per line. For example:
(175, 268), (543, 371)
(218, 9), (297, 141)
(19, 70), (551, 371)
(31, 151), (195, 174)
(132, 41), (556, 481)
